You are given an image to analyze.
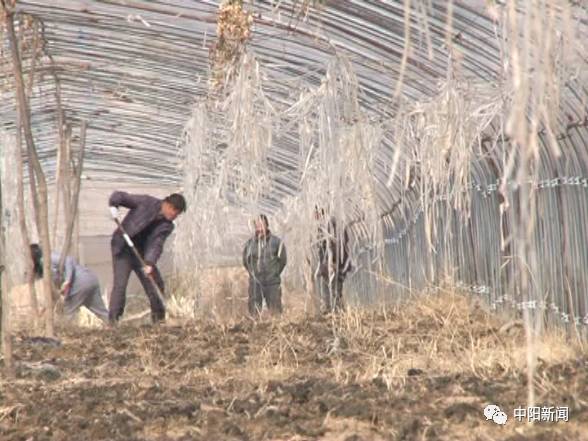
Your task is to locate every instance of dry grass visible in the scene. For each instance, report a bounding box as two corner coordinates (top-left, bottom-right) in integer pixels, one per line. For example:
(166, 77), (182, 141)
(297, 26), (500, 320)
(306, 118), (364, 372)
(2, 284), (587, 441)
(225, 288), (582, 391)
(167, 266), (249, 322)
(15, 269), (582, 385)
(160, 273), (584, 409)
(167, 265), (313, 324)
(209, 0), (253, 91)
(333, 291), (580, 386)
(67, 269), (582, 385)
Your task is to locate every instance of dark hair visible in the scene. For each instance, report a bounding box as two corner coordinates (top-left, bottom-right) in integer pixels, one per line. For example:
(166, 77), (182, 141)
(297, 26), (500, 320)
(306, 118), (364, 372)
(164, 193), (186, 213)
(30, 243), (43, 278)
(258, 214), (269, 228)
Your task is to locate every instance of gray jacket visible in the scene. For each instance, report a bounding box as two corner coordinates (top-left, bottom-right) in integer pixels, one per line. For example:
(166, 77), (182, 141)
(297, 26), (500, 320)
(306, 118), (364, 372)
(49, 252), (99, 297)
(50, 251), (76, 287)
(242, 233), (287, 285)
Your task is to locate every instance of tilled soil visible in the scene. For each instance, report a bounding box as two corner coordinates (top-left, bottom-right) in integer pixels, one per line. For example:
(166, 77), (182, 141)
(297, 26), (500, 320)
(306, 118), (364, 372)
(1, 305), (587, 441)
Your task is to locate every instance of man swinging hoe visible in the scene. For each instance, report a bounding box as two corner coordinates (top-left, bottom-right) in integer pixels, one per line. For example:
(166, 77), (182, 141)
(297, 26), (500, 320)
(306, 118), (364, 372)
(108, 191), (186, 324)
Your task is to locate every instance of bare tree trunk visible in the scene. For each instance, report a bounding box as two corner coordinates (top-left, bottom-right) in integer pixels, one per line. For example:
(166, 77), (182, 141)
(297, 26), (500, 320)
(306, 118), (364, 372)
(59, 122), (86, 273)
(52, 88), (69, 250)
(52, 137), (63, 248)
(62, 124), (72, 239)
(0, 143), (14, 375)
(72, 209), (80, 259)
(20, 18), (41, 329)
(16, 106), (40, 330)
(4, 6), (55, 337)
(71, 128), (82, 260)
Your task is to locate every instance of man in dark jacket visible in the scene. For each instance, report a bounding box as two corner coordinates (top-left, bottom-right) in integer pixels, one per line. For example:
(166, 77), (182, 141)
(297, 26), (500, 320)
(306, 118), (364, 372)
(242, 214), (287, 316)
(108, 191), (186, 324)
(312, 208), (351, 313)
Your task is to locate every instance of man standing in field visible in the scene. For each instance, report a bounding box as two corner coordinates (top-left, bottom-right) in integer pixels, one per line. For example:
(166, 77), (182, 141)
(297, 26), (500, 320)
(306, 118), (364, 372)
(312, 208), (351, 313)
(108, 191), (186, 324)
(242, 214), (287, 316)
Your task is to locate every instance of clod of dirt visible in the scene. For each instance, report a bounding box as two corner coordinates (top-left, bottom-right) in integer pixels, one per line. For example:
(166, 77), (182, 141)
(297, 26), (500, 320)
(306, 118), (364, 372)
(223, 421), (248, 439)
(443, 401), (479, 420)
(17, 361), (61, 381)
(21, 336), (62, 347)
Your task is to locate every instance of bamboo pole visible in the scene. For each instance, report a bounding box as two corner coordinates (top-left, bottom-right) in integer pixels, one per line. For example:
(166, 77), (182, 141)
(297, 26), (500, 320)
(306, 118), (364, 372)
(3, 4), (55, 337)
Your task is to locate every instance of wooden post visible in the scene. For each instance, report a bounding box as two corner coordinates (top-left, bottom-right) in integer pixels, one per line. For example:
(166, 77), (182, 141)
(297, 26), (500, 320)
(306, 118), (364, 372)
(3, 4), (55, 337)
